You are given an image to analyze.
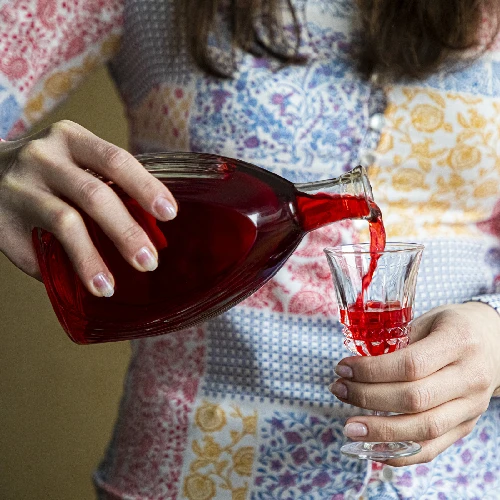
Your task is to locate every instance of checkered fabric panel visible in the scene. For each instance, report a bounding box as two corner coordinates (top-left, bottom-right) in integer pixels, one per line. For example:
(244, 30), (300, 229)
(201, 238), (497, 406)
(202, 310), (345, 407)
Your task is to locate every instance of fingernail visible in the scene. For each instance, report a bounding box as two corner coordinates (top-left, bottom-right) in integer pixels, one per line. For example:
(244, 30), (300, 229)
(329, 381), (348, 399)
(344, 423), (368, 438)
(135, 247), (158, 271)
(92, 273), (114, 297)
(335, 364), (353, 379)
(154, 197), (177, 220)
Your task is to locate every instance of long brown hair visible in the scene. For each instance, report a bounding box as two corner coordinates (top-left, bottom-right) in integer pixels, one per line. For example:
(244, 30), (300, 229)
(178, 0), (499, 80)
(357, 0), (499, 79)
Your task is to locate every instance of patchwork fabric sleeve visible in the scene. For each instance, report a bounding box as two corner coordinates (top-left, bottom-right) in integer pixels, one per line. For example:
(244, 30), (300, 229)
(467, 293), (500, 315)
(0, 0), (124, 139)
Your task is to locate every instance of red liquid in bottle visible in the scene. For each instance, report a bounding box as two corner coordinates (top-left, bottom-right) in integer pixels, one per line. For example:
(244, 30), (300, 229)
(34, 159), (380, 344)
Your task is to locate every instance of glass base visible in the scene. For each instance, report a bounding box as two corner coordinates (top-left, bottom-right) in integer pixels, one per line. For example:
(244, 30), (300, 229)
(341, 441), (422, 461)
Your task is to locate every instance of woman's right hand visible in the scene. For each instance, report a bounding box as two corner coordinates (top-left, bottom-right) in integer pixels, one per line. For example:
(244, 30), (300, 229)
(0, 120), (178, 297)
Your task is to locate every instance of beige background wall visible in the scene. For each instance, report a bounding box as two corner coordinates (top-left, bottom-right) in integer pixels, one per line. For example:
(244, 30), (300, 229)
(0, 67), (132, 500)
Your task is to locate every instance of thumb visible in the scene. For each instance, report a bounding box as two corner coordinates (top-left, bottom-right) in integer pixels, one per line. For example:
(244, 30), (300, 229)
(408, 305), (449, 344)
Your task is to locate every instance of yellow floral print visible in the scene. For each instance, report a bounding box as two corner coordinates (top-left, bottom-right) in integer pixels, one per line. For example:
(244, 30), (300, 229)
(25, 94), (44, 120)
(392, 168), (429, 191)
(45, 71), (74, 99)
(232, 447), (254, 476)
(183, 473), (217, 500)
(183, 402), (257, 500)
(364, 86), (500, 239)
(231, 487), (248, 500)
(446, 144), (482, 171)
(24, 34), (121, 125)
(195, 401), (227, 432)
(241, 415), (257, 435)
(411, 104), (444, 132)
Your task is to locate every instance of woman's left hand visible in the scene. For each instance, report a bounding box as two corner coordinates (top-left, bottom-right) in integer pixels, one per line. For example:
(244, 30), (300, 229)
(329, 301), (500, 466)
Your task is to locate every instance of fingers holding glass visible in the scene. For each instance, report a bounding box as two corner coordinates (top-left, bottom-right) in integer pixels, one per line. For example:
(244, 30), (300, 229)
(329, 364), (465, 414)
(376, 416), (481, 468)
(334, 328), (460, 384)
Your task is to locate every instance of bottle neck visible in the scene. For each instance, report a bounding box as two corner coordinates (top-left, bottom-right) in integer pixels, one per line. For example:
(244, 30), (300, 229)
(295, 166), (374, 199)
(293, 166), (377, 232)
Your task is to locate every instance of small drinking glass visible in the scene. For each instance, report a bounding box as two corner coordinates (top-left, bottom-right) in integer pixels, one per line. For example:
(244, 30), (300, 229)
(324, 242), (424, 460)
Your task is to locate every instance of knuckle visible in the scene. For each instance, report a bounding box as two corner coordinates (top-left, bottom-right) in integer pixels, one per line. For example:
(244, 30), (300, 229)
(73, 252), (102, 276)
(102, 146), (132, 173)
(401, 350), (427, 381)
(404, 386), (430, 413)
(377, 421), (395, 443)
(142, 174), (162, 197)
(351, 383), (372, 409)
(448, 314), (478, 351)
(51, 119), (77, 136)
(0, 167), (22, 192)
(474, 398), (490, 416)
(470, 367), (491, 392)
(360, 360), (378, 382)
(417, 452), (436, 465)
(424, 415), (445, 441)
(18, 140), (47, 163)
(120, 222), (146, 245)
(78, 179), (111, 208)
(463, 333), (481, 353)
(48, 205), (82, 234)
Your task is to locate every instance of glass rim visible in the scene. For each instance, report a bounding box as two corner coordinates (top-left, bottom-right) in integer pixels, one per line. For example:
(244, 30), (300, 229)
(324, 242), (425, 256)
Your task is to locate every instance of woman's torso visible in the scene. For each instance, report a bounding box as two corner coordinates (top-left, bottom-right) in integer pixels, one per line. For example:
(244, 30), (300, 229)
(93, 1), (500, 498)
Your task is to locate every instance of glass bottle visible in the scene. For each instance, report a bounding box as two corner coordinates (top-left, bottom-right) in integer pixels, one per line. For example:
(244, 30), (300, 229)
(33, 152), (378, 344)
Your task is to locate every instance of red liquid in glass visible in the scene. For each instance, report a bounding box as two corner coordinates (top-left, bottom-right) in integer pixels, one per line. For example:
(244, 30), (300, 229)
(337, 203), (393, 357)
(34, 160), (381, 344)
(340, 301), (411, 356)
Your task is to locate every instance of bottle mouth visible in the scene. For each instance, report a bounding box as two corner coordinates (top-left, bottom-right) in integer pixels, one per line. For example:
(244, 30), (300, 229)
(294, 165), (374, 198)
(357, 165), (374, 202)
(352, 165), (376, 221)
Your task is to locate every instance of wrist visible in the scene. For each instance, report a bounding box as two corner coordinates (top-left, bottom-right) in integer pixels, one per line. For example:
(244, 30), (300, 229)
(462, 302), (500, 397)
(462, 301), (500, 330)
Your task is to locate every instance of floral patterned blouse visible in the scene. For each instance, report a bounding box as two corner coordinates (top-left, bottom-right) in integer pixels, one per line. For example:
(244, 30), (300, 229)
(2, 0), (500, 499)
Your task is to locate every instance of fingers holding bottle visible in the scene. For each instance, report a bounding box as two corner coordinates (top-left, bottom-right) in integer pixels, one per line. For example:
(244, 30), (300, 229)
(0, 120), (178, 297)
(49, 120), (178, 220)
